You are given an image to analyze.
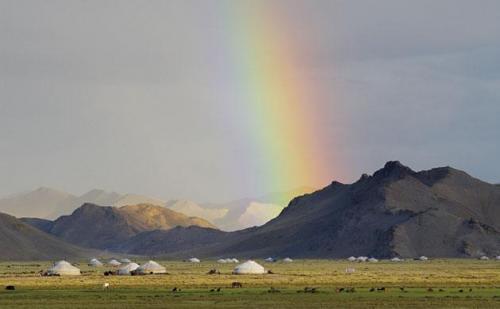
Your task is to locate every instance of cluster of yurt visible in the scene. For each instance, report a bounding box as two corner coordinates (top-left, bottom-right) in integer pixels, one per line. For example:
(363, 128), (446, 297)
(135, 260), (167, 275)
(347, 256), (357, 262)
(89, 258), (103, 267)
(368, 257), (378, 263)
(217, 258), (239, 263)
(233, 260), (266, 275)
(47, 261), (81, 276)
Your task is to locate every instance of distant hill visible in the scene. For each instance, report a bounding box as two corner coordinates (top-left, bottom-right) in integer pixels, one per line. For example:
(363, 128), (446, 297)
(25, 203), (216, 250)
(0, 212), (98, 260)
(0, 188), (166, 219)
(115, 162), (500, 258)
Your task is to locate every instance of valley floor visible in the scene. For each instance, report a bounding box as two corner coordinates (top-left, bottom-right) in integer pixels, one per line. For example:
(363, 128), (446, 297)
(0, 259), (499, 308)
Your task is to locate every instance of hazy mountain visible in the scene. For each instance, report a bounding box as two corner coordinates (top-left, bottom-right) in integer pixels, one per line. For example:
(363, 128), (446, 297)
(114, 162), (500, 258)
(0, 188), (166, 220)
(28, 203), (215, 250)
(0, 212), (98, 260)
(166, 200), (228, 224)
(0, 187), (77, 219)
(190, 187), (314, 231)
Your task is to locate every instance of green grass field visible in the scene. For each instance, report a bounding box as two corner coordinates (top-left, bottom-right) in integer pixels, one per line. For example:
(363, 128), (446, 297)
(0, 259), (499, 308)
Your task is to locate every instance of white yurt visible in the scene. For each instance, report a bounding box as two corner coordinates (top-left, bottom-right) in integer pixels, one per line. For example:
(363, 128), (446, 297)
(356, 256), (368, 262)
(108, 259), (122, 266)
(496, 256), (500, 260)
(89, 258), (103, 267)
(282, 257), (293, 263)
(120, 258), (132, 263)
(419, 256), (429, 261)
(391, 257), (403, 262)
(136, 260), (167, 274)
(233, 260), (266, 275)
(230, 258), (239, 263)
(188, 258), (201, 263)
(479, 256), (489, 260)
(368, 257), (378, 263)
(347, 256), (357, 262)
(117, 263), (140, 275)
(217, 258), (228, 263)
(47, 260), (81, 276)
(264, 257), (275, 262)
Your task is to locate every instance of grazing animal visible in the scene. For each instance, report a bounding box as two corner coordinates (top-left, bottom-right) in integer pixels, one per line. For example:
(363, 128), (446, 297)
(268, 270), (274, 274)
(216, 287), (221, 292)
(207, 269), (220, 275)
(400, 287), (405, 292)
(304, 287), (317, 293)
(210, 288), (215, 292)
(439, 289), (444, 292)
(5, 285), (15, 291)
(427, 288), (434, 292)
(336, 287), (345, 293)
(268, 287), (281, 293)
(369, 288), (375, 292)
(469, 288), (472, 292)
(346, 288), (356, 293)
(377, 287), (386, 292)
(172, 287), (178, 292)
(232, 282), (243, 288)
(459, 289), (464, 293)
(103, 283), (110, 289)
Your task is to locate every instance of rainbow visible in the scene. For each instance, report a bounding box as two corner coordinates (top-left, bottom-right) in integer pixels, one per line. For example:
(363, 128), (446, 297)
(222, 2), (338, 191)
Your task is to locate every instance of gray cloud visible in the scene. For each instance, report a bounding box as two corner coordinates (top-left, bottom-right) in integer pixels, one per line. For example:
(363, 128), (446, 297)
(1, 0), (500, 202)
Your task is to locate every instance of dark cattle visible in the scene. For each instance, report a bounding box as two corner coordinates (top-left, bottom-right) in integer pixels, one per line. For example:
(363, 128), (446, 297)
(5, 286), (15, 291)
(369, 288), (375, 292)
(304, 287), (317, 293)
(377, 287), (386, 292)
(267, 270), (274, 274)
(207, 269), (220, 275)
(232, 282), (243, 288)
(172, 287), (178, 292)
(427, 288), (434, 292)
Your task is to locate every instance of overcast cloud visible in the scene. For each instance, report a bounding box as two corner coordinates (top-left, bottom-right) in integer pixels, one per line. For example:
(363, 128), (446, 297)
(1, 0), (499, 202)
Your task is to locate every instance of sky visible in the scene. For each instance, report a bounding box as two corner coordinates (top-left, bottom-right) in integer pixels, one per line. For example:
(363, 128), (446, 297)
(1, 0), (500, 202)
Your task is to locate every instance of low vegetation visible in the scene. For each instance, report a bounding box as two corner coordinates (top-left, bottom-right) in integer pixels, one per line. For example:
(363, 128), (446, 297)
(0, 259), (499, 308)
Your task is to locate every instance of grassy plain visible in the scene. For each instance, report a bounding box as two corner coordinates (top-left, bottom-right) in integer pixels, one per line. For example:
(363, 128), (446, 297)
(0, 259), (499, 308)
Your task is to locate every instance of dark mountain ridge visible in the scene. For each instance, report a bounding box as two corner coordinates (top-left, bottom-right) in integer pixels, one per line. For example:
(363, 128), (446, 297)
(108, 161), (500, 258)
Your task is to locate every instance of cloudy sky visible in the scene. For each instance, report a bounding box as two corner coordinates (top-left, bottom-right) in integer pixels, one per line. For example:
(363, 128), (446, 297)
(1, 0), (500, 202)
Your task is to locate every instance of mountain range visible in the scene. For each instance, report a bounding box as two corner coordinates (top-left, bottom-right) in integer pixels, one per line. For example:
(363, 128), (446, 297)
(82, 161), (500, 258)
(21, 203), (214, 250)
(4, 161), (500, 259)
(0, 187), (309, 231)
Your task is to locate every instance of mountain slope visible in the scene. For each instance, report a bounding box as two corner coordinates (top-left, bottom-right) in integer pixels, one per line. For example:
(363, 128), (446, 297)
(115, 162), (500, 258)
(0, 212), (98, 260)
(35, 203), (216, 250)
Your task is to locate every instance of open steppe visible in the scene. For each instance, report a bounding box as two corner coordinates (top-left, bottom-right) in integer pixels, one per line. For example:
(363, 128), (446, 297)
(0, 259), (499, 308)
